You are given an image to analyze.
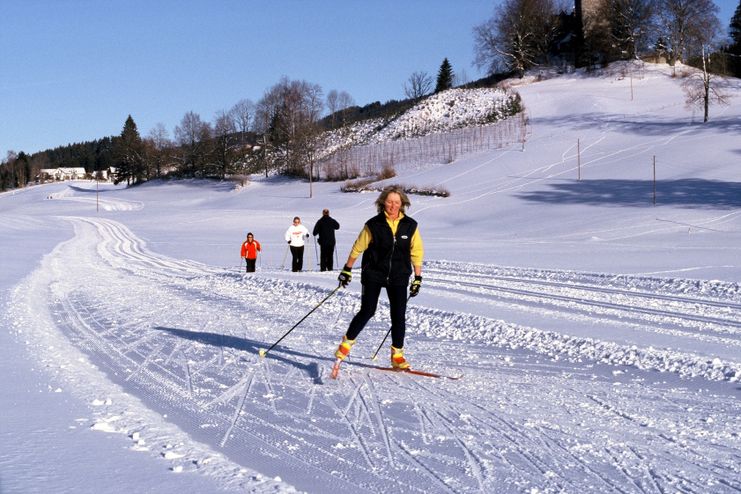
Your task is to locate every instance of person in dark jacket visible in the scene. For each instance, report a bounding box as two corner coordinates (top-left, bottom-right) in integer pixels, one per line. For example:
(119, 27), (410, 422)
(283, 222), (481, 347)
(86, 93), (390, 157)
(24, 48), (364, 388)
(332, 185), (424, 375)
(312, 209), (340, 271)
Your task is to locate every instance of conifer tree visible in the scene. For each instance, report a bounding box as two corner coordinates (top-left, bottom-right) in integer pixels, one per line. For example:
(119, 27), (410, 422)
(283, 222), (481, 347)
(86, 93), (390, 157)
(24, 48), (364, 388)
(435, 58), (454, 93)
(730, 0), (741, 76)
(114, 115), (145, 185)
(732, 1), (741, 44)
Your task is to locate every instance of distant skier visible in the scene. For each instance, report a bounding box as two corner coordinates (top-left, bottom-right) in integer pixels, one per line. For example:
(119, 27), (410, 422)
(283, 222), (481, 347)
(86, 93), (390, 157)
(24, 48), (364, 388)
(240, 232), (261, 273)
(284, 216), (310, 272)
(313, 208), (340, 271)
(332, 185), (423, 376)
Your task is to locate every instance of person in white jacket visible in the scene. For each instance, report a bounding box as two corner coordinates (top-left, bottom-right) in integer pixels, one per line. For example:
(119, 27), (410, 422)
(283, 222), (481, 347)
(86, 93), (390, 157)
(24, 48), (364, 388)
(284, 216), (310, 272)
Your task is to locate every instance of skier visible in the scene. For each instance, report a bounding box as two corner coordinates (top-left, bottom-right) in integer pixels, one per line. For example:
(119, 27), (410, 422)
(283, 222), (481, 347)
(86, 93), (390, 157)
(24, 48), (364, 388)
(333, 185), (423, 375)
(240, 232), (261, 273)
(284, 216), (310, 272)
(312, 208), (340, 271)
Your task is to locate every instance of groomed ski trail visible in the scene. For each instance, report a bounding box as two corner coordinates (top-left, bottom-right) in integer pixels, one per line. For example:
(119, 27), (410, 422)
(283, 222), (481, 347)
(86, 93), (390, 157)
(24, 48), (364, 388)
(8, 216), (741, 493)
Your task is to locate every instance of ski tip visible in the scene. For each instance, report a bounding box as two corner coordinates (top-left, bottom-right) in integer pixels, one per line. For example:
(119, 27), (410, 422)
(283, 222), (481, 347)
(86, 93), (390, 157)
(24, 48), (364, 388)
(330, 358), (344, 379)
(258, 349), (266, 358)
(331, 361), (341, 379)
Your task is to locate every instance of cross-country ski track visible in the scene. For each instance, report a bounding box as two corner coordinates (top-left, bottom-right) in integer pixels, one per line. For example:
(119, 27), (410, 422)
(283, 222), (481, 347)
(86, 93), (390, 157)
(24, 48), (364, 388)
(7, 216), (740, 493)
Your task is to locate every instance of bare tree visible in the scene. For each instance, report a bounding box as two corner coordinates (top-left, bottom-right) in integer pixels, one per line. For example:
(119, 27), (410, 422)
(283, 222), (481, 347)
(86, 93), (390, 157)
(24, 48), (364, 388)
(657, 0), (720, 65)
(256, 77), (324, 181)
(213, 110), (238, 179)
(473, 0), (559, 77)
(682, 46), (729, 123)
(454, 68), (470, 86)
(252, 96), (276, 177)
(229, 98), (255, 146)
(174, 111), (213, 177)
(146, 123), (170, 179)
(326, 89), (355, 127)
(326, 89), (340, 126)
(337, 91), (355, 126)
(403, 71), (433, 99)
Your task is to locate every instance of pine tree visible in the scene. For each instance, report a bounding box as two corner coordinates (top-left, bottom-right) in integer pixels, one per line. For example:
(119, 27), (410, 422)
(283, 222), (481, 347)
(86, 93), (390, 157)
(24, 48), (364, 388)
(114, 115), (145, 185)
(435, 58), (454, 93)
(730, 1), (741, 76)
(731, 1), (741, 46)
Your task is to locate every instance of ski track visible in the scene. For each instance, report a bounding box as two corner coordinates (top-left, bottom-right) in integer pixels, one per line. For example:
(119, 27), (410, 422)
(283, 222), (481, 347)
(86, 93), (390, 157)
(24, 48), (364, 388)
(47, 185), (144, 211)
(8, 216), (741, 493)
(422, 265), (741, 350)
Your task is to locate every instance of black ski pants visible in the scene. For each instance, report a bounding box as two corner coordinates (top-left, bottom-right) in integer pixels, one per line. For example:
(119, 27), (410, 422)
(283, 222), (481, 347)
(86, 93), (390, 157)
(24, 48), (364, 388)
(345, 281), (408, 349)
(319, 241), (335, 271)
(290, 245), (304, 272)
(245, 258), (256, 272)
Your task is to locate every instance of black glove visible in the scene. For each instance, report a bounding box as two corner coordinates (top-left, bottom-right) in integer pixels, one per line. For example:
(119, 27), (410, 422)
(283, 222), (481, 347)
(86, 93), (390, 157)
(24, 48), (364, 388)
(410, 275), (422, 297)
(338, 266), (353, 287)
(287, 240), (291, 244)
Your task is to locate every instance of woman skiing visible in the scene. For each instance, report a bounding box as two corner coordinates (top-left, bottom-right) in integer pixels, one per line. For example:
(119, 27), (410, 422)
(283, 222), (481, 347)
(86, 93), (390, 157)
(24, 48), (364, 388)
(240, 232), (261, 273)
(332, 185), (423, 378)
(284, 216), (310, 272)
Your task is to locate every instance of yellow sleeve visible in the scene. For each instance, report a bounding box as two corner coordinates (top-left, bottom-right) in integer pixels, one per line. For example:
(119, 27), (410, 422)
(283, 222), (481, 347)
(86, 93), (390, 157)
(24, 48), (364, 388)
(349, 225), (372, 259)
(410, 228), (424, 268)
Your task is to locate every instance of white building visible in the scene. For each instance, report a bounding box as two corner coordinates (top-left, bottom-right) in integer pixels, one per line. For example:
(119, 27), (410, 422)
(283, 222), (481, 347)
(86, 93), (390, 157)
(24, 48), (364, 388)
(39, 167), (88, 181)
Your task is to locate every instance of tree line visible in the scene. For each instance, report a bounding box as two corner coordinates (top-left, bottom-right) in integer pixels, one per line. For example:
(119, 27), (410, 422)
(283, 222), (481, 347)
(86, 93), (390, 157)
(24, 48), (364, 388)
(473, 0), (739, 77)
(469, 0), (740, 123)
(1, 78), (350, 190)
(1, 57), (458, 192)
(3, 0), (740, 192)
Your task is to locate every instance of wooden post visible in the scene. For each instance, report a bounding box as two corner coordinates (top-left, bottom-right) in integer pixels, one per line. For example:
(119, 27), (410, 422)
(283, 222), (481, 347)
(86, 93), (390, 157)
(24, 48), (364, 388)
(653, 156), (656, 206)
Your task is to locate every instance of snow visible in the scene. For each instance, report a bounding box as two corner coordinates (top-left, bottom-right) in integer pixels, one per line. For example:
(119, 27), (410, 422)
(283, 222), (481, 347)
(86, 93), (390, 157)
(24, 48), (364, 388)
(1, 62), (740, 493)
(371, 87), (519, 140)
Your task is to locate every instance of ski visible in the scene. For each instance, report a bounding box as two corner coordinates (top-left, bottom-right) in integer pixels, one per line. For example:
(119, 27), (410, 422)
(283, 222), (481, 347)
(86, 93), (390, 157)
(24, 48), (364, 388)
(331, 359), (462, 380)
(330, 358), (342, 379)
(372, 366), (463, 380)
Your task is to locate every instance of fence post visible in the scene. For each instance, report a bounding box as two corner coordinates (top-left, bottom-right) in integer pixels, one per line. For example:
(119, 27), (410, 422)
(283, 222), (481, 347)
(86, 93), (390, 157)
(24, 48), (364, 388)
(653, 156), (656, 206)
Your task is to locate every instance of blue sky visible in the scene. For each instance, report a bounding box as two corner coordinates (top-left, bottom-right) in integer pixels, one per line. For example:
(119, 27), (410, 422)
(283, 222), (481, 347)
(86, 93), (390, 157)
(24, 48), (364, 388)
(1, 0), (737, 160)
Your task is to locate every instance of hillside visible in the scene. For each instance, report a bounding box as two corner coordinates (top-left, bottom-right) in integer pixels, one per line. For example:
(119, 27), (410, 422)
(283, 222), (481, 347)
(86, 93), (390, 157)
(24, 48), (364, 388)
(1, 61), (740, 493)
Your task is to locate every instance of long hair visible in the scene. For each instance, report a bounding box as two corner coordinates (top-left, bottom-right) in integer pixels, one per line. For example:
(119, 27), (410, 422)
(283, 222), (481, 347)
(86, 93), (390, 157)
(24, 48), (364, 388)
(375, 185), (411, 214)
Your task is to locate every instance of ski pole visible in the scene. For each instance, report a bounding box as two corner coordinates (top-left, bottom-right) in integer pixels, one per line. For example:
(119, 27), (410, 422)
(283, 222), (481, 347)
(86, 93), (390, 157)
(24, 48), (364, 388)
(281, 244), (289, 270)
(371, 294), (412, 361)
(259, 284), (342, 358)
(313, 236), (320, 268)
(370, 328), (392, 361)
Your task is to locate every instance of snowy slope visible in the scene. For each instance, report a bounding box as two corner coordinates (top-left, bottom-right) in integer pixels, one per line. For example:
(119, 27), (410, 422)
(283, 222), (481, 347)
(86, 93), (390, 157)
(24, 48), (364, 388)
(1, 63), (740, 493)
(318, 86), (519, 159)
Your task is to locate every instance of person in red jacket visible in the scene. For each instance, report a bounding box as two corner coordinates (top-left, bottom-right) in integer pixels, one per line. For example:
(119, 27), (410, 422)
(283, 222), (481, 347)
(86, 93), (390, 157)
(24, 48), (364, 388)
(240, 232), (261, 273)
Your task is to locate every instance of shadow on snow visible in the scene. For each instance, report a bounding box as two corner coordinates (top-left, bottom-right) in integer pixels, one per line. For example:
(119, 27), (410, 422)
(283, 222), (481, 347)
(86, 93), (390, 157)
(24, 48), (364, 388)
(517, 178), (741, 209)
(153, 325), (327, 383)
(154, 325), (408, 382)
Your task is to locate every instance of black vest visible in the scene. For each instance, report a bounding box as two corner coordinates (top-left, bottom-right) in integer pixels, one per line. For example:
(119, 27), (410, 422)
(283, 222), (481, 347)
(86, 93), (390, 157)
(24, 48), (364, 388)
(361, 213), (417, 286)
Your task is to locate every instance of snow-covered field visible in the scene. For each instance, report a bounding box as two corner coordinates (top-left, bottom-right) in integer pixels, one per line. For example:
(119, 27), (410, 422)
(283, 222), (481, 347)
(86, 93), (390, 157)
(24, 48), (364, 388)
(1, 63), (740, 493)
